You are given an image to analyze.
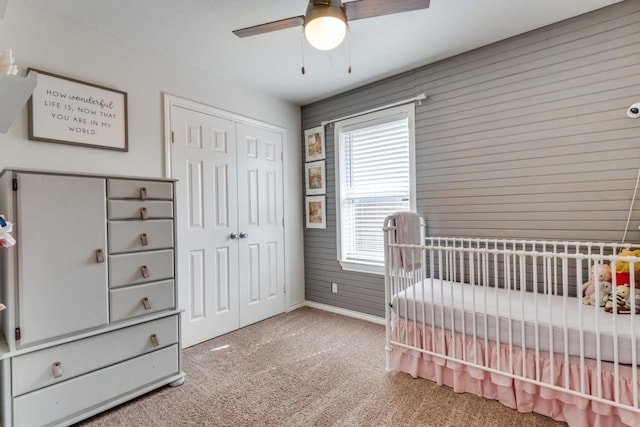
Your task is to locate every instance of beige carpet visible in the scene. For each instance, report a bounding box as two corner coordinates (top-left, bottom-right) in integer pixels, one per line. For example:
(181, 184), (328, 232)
(78, 307), (566, 426)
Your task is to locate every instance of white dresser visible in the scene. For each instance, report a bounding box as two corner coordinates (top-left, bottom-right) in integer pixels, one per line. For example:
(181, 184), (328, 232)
(0, 169), (184, 427)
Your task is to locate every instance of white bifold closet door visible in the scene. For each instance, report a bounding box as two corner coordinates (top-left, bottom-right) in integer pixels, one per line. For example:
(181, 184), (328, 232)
(171, 106), (285, 348)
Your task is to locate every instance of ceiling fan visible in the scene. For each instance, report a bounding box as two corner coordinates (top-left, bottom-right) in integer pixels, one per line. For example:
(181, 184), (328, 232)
(232, 0), (431, 51)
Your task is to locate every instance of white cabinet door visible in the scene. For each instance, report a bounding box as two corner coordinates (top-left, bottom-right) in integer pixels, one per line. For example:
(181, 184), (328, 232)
(15, 173), (108, 346)
(236, 123), (285, 327)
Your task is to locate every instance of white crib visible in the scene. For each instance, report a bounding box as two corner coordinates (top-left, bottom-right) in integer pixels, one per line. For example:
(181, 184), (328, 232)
(383, 216), (640, 427)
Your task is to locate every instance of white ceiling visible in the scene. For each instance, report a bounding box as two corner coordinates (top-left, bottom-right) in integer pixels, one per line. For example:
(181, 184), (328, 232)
(22, 0), (624, 105)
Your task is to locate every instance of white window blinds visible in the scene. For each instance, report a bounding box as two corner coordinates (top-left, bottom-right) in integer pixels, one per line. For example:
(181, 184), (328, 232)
(337, 108), (413, 270)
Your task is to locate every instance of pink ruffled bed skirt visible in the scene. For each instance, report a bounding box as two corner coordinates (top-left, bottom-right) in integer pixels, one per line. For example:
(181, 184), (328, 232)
(391, 318), (640, 427)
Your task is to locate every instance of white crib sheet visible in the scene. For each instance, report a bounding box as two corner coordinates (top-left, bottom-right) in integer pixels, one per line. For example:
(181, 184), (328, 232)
(391, 278), (640, 364)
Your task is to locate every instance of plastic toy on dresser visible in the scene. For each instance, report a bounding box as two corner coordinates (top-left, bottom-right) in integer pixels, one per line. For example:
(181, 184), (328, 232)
(0, 214), (12, 311)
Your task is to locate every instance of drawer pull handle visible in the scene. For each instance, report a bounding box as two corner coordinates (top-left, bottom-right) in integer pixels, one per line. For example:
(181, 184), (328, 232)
(141, 265), (150, 278)
(95, 249), (105, 263)
(140, 187), (148, 200)
(52, 362), (62, 378)
(141, 297), (152, 310)
(150, 334), (159, 347)
(140, 207), (149, 220)
(140, 233), (149, 246)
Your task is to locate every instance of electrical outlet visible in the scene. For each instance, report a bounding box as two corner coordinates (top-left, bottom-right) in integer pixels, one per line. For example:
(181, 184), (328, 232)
(331, 282), (338, 293)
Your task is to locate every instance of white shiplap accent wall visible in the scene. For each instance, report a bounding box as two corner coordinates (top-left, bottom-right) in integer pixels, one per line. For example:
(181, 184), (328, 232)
(302, 1), (640, 317)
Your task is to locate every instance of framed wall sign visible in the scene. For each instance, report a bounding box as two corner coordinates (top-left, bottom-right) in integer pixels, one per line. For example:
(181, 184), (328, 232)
(304, 126), (325, 162)
(305, 196), (326, 229)
(305, 160), (326, 195)
(28, 69), (128, 151)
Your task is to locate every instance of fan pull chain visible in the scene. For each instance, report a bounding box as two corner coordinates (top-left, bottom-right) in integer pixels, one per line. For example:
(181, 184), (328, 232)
(301, 28), (306, 75)
(347, 25), (352, 74)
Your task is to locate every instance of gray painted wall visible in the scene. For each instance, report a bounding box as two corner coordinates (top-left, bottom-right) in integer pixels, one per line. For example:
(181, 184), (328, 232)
(302, 0), (640, 318)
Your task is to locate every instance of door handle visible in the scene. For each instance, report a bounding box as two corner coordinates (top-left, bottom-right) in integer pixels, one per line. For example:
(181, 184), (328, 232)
(229, 232), (239, 240)
(239, 232), (248, 239)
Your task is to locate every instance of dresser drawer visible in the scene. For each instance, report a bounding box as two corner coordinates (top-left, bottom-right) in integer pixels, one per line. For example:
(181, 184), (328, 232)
(13, 344), (179, 427)
(110, 280), (175, 322)
(107, 179), (173, 200)
(108, 200), (174, 220)
(108, 220), (174, 254)
(11, 315), (178, 397)
(109, 250), (174, 288)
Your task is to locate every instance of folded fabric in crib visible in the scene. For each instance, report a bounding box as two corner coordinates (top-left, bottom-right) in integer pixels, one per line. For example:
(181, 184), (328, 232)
(391, 211), (421, 272)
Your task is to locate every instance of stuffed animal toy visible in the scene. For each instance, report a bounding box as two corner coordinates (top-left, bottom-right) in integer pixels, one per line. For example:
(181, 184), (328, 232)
(614, 249), (640, 287)
(582, 263), (612, 305)
(590, 281), (612, 307)
(605, 285), (631, 313)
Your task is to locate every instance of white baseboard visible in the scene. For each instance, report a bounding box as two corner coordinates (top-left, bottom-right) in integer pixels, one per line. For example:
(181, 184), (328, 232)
(287, 301), (306, 312)
(303, 300), (385, 325)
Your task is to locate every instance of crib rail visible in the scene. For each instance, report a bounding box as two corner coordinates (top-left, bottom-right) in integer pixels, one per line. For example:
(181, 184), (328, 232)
(383, 216), (640, 423)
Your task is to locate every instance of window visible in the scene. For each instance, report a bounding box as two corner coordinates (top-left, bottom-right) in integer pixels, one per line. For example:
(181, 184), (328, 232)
(335, 104), (416, 274)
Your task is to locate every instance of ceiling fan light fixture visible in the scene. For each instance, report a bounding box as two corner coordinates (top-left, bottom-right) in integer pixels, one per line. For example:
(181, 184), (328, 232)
(304, 1), (347, 51)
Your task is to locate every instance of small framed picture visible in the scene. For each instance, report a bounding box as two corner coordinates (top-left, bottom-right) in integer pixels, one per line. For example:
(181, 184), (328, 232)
(305, 196), (326, 229)
(305, 160), (326, 195)
(304, 126), (325, 162)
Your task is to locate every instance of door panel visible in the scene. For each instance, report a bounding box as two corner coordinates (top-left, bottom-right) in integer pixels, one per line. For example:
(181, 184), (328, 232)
(189, 249), (205, 319)
(214, 247), (231, 312)
(236, 123), (285, 327)
(16, 173), (108, 346)
(172, 107), (239, 347)
(187, 160), (205, 229)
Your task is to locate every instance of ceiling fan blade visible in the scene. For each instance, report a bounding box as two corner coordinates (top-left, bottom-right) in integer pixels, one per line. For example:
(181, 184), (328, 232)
(233, 16), (304, 38)
(344, 0), (430, 21)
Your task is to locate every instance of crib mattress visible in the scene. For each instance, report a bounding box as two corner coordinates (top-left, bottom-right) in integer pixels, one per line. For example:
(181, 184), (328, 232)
(391, 278), (640, 365)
